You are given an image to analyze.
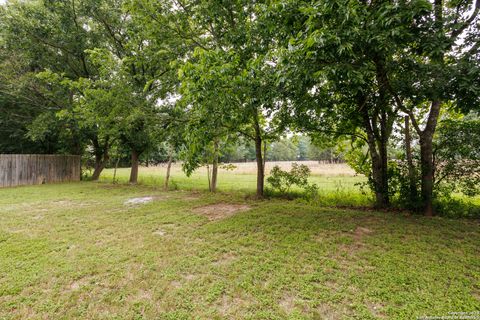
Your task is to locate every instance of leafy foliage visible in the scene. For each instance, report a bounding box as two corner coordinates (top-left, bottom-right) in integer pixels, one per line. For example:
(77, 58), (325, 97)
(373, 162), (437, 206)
(434, 118), (480, 197)
(267, 163), (318, 199)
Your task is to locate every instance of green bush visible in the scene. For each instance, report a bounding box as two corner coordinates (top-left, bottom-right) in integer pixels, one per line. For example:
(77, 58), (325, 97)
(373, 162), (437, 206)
(266, 163), (318, 199)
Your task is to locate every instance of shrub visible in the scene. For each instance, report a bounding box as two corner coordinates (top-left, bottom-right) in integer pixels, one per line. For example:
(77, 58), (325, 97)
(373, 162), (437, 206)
(266, 163), (318, 199)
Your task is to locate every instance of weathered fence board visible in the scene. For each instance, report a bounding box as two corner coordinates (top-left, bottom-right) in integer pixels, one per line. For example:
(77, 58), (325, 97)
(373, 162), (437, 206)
(0, 154), (81, 188)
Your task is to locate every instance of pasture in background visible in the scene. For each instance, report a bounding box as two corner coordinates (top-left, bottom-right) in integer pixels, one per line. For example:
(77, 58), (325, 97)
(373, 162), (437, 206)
(100, 161), (371, 207)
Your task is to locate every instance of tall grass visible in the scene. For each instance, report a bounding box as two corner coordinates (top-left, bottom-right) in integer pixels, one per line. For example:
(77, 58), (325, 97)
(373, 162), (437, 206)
(98, 162), (480, 217)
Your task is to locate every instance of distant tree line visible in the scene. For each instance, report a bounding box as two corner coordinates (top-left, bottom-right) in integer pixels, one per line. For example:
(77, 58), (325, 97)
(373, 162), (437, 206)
(220, 136), (344, 163)
(97, 136), (344, 168)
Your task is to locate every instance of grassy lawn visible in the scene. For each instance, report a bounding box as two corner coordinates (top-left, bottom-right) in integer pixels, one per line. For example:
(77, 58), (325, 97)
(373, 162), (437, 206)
(0, 179), (479, 319)
(99, 162), (370, 207)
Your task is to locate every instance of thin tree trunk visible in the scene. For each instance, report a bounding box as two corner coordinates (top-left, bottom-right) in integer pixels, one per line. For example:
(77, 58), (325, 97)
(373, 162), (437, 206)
(373, 57), (392, 208)
(211, 139), (219, 192)
(206, 164), (211, 191)
(379, 111), (390, 207)
(263, 140), (267, 169)
(129, 150), (140, 184)
(370, 144), (389, 208)
(361, 107), (389, 208)
(254, 126), (264, 198)
(112, 158), (120, 184)
(164, 149), (173, 190)
(405, 116), (417, 203)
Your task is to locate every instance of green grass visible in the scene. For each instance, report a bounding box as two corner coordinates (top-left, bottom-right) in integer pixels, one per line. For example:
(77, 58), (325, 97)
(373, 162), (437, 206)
(99, 166), (371, 207)
(1, 181), (479, 319)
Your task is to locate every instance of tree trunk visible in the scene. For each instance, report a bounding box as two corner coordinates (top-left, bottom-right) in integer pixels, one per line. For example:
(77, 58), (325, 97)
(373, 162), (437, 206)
(254, 124), (264, 198)
(91, 138), (109, 181)
(263, 140), (267, 169)
(112, 158), (120, 184)
(91, 154), (105, 181)
(415, 100), (442, 216)
(361, 107), (389, 208)
(420, 136), (435, 216)
(129, 150), (140, 184)
(372, 57), (393, 208)
(405, 116), (417, 204)
(92, 153), (109, 181)
(415, 0), (443, 216)
(371, 145), (389, 208)
(206, 164), (211, 191)
(211, 139), (219, 192)
(378, 111), (390, 207)
(164, 149), (173, 190)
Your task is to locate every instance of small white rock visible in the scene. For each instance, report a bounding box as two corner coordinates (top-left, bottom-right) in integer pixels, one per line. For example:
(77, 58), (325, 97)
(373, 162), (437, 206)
(124, 197), (153, 205)
(153, 230), (165, 236)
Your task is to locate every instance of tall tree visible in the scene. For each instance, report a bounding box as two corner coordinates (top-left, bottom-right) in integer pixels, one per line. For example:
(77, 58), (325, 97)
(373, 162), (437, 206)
(178, 0), (280, 197)
(271, 0), (425, 207)
(0, 0), (102, 155)
(387, 0), (480, 215)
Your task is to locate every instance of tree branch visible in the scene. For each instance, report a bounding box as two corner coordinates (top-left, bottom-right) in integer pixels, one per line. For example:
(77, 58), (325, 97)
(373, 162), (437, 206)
(451, 0), (480, 39)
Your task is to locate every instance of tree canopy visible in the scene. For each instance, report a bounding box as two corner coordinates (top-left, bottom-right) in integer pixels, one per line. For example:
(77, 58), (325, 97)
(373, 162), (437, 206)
(0, 0), (479, 214)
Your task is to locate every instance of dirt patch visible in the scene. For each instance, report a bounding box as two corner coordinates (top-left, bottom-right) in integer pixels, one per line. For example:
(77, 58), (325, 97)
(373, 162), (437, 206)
(67, 275), (93, 292)
(182, 192), (202, 201)
(153, 223), (177, 236)
(218, 295), (248, 316)
(353, 226), (373, 241)
(313, 230), (344, 243)
(327, 226), (374, 270)
(212, 252), (237, 266)
(472, 287), (480, 301)
(339, 226), (374, 253)
(315, 303), (347, 320)
(192, 203), (250, 221)
(279, 294), (296, 314)
(367, 301), (386, 318)
(183, 274), (196, 281)
(70, 281), (81, 291)
(324, 280), (339, 291)
(129, 289), (153, 302)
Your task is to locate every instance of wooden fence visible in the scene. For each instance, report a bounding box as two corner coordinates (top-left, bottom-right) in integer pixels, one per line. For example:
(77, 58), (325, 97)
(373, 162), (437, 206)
(0, 154), (81, 188)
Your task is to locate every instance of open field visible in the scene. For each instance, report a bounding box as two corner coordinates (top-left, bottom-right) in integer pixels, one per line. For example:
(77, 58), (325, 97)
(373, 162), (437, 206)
(118, 161), (357, 176)
(100, 162), (370, 207)
(99, 162), (480, 212)
(1, 178), (479, 319)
